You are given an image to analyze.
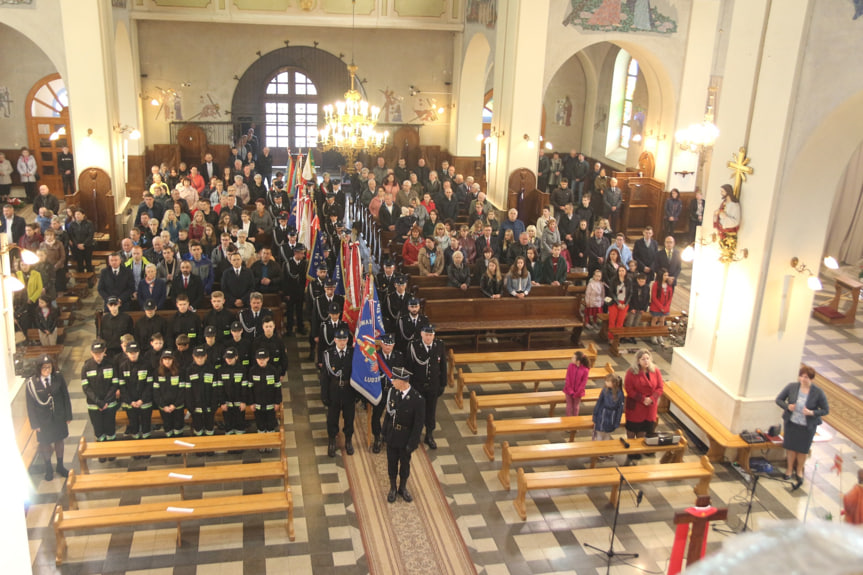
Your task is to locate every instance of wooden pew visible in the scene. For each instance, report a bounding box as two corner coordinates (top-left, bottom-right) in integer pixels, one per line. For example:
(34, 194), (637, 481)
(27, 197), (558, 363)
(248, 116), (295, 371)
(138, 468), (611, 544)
(657, 381), (783, 471)
(67, 458), (288, 510)
(446, 342), (598, 388)
(483, 413), (626, 461)
(95, 305), (286, 337)
(455, 362), (614, 409)
(53, 485), (294, 565)
(467, 388), (602, 434)
(607, 325), (671, 356)
(115, 404), (259, 427)
(424, 296), (584, 352)
(17, 417), (39, 472)
(77, 425), (285, 473)
(21, 345), (64, 362)
(415, 284), (573, 300)
(498, 431), (688, 489)
(513, 456), (714, 520)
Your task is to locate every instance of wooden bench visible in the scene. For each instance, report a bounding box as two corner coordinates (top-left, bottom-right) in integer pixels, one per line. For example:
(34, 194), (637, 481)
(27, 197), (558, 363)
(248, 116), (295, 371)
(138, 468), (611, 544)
(455, 362), (614, 409)
(415, 284), (574, 300)
(77, 425), (285, 473)
(657, 381), (782, 471)
(513, 455), (714, 520)
(53, 485), (294, 564)
(95, 305), (286, 336)
(67, 458), (288, 509)
(56, 295), (79, 312)
(21, 345), (64, 362)
(467, 388), (602, 434)
(17, 417), (39, 472)
(115, 404), (259, 427)
(446, 342), (598, 388)
(483, 413), (625, 461)
(498, 430), (688, 489)
(424, 296), (584, 352)
(26, 327), (66, 344)
(607, 325), (671, 356)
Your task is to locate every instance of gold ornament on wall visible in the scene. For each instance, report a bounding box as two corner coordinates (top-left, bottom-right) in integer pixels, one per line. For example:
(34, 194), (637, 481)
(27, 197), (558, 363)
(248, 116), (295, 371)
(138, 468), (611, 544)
(299, 0), (316, 10)
(711, 146), (752, 263)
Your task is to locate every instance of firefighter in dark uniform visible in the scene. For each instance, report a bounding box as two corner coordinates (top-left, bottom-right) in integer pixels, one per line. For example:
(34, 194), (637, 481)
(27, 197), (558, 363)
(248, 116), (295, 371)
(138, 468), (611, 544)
(253, 314), (288, 379)
(202, 325), (222, 371)
(170, 293), (203, 346)
(284, 243), (308, 336)
(371, 333), (405, 453)
(248, 348), (282, 434)
(81, 340), (120, 443)
(228, 320), (254, 369)
(320, 328), (355, 457)
(239, 292), (266, 340)
(204, 291), (234, 343)
(407, 324), (447, 449)
(384, 274), (410, 333)
(272, 216), (294, 263)
(100, 297), (134, 359)
(153, 349), (186, 437)
(117, 342), (154, 440)
(383, 366), (425, 503)
(135, 299), (168, 352)
(396, 297), (428, 354)
(309, 278), (344, 361)
(186, 346), (220, 437)
(376, 258), (397, 301)
(316, 302), (351, 367)
(218, 347), (250, 435)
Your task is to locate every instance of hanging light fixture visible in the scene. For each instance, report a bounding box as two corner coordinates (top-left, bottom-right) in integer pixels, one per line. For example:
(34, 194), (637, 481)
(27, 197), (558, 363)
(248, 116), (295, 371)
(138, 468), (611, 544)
(317, 0), (388, 166)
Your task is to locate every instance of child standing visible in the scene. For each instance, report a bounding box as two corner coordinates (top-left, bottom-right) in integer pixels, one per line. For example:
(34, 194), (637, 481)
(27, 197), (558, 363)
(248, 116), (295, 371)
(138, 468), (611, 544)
(650, 268), (674, 344)
(564, 351), (590, 416)
(584, 269), (604, 329)
(592, 374), (624, 441)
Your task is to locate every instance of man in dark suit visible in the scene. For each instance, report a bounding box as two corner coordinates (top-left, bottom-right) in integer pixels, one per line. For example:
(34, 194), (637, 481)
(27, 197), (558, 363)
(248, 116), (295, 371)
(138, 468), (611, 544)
(377, 196), (399, 231)
(221, 252), (255, 308)
(199, 153), (219, 183)
(371, 333), (405, 453)
(655, 235), (682, 286)
(406, 324), (446, 450)
(474, 224), (501, 259)
(283, 244), (308, 335)
(98, 253), (136, 310)
(1, 203), (26, 244)
(383, 365), (425, 503)
(172, 260), (205, 310)
(632, 226), (659, 283)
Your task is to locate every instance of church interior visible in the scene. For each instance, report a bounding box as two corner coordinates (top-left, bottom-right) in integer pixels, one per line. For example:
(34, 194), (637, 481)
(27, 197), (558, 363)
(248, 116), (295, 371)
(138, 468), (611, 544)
(2, 0), (863, 573)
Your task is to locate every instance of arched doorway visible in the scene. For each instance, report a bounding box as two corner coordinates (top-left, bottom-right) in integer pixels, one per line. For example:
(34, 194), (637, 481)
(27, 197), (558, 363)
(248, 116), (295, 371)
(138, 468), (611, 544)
(25, 73), (70, 199)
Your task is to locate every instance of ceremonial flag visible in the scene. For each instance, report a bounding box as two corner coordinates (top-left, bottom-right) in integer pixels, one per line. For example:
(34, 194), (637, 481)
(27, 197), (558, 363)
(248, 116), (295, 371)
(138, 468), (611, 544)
(350, 276), (386, 405)
(341, 241), (363, 332)
(292, 153), (304, 195)
(306, 213), (321, 284)
(332, 240), (344, 295)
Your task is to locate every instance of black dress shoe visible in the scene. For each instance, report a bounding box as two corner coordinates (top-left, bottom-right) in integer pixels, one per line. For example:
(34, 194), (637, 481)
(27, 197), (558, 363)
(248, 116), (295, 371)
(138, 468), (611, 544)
(372, 437), (382, 453)
(56, 463), (69, 478)
(44, 463), (54, 482)
(345, 440), (355, 455)
(425, 435), (437, 450)
(398, 487), (413, 502)
(783, 473), (793, 481)
(327, 439), (336, 457)
(791, 476), (804, 491)
(387, 488), (397, 503)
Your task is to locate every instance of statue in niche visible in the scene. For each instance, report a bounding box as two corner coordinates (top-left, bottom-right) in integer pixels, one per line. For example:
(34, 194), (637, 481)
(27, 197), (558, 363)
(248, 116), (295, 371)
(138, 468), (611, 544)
(713, 184), (741, 264)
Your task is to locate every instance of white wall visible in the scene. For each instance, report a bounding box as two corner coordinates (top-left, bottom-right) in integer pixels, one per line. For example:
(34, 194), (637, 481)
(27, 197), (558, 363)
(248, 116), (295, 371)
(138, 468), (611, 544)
(0, 24), (59, 149)
(543, 53), (587, 153)
(136, 21), (455, 148)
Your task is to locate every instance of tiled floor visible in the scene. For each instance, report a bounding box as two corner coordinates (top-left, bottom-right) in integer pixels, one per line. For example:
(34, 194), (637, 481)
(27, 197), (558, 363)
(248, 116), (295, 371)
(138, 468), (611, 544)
(19, 259), (863, 575)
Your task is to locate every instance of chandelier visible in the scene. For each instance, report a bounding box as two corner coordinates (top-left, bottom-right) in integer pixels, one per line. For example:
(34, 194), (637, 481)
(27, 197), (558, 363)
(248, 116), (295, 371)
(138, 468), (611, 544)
(317, 0), (388, 165)
(675, 116), (719, 153)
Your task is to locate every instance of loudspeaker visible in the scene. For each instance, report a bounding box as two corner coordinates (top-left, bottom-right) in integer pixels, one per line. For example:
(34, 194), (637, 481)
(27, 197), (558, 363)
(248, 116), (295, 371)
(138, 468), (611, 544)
(644, 434), (680, 446)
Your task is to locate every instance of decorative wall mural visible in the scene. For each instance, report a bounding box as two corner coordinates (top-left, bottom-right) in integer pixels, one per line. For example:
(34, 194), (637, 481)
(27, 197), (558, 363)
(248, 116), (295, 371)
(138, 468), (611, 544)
(554, 96), (573, 126)
(466, 0), (496, 29)
(0, 0), (33, 4)
(563, 0), (677, 34)
(379, 87), (403, 123)
(409, 97), (442, 124)
(0, 87), (12, 119)
(188, 94), (222, 120)
(853, 0), (863, 19)
(154, 88), (183, 122)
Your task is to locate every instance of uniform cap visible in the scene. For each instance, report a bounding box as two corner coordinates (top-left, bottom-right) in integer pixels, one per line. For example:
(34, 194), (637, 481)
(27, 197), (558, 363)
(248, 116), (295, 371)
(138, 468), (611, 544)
(382, 258), (395, 267)
(204, 325), (217, 337)
(91, 341), (106, 353)
(40, 355), (53, 366)
(421, 324), (436, 334)
(193, 346), (208, 357)
(317, 263), (329, 272)
(127, 342), (140, 353)
(161, 349), (175, 359)
(107, 296), (120, 306)
(391, 366), (412, 380)
(293, 243), (306, 252)
(224, 347), (238, 359)
(334, 327), (350, 339)
(408, 297), (420, 306)
(287, 226), (298, 235)
(277, 212), (289, 220)
(380, 333), (395, 345)
(230, 320), (243, 332)
(144, 299), (157, 311)
(328, 302), (341, 314)
(394, 274), (408, 284)
(324, 278), (337, 288)
(255, 348), (269, 359)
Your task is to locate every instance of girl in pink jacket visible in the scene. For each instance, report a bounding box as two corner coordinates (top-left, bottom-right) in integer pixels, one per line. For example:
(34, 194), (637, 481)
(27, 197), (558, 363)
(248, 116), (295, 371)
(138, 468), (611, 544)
(564, 351), (591, 416)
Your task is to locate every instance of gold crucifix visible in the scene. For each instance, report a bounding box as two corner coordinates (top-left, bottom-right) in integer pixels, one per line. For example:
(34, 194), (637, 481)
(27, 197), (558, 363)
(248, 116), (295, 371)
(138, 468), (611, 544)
(726, 146), (753, 199)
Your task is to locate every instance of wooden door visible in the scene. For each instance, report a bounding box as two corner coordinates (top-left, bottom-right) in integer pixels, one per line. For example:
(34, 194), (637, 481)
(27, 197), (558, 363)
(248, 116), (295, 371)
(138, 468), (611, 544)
(26, 73), (71, 200)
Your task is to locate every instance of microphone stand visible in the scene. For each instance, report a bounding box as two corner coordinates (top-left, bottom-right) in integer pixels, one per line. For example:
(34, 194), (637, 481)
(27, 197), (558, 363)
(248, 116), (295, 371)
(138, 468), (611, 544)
(713, 472), (760, 534)
(584, 466), (640, 575)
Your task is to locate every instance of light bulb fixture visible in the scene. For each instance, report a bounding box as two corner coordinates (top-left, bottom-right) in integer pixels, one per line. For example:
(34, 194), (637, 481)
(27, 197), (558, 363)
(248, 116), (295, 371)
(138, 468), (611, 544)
(631, 134), (643, 143)
(790, 257), (822, 290)
(150, 98), (160, 106)
(545, 142), (553, 150)
(130, 129), (141, 140)
(682, 234), (748, 263)
(523, 134), (535, 149)
(114, 124), (141, 140)
(475, 133), (485, 142)
(676, 88), (720, 153)
(823, 256), (839, 270)
(5, 275), (25, 292)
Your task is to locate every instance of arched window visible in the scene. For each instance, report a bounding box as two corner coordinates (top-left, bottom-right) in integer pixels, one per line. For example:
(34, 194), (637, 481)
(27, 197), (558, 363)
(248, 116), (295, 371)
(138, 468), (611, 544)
(620, 58), (639, 149)
(264, 68), (318, 149)
(606, 49), (643, 159)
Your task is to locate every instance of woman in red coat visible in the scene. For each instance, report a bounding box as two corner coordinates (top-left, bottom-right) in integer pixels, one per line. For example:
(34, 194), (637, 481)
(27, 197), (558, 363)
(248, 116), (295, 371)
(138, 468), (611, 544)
(401, 225), (423, 266)
(624, 349), (664, 457)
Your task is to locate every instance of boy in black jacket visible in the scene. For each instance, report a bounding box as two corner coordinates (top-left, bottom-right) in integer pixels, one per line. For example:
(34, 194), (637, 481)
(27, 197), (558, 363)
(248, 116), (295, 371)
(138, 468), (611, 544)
(218, 347), (250, 435)
(248, 348), (282, 435)
(624, 273), (651, 344)
(186, 346), (220, 437)
(118, 342), (154, 440)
